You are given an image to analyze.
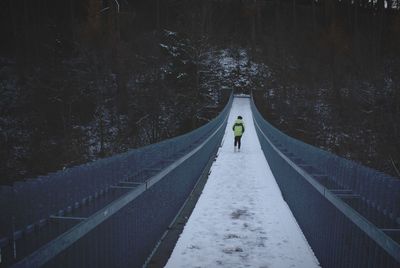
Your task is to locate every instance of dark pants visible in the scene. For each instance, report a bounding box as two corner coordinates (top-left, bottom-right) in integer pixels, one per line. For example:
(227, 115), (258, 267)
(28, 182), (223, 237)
(234, 136), (242, 149)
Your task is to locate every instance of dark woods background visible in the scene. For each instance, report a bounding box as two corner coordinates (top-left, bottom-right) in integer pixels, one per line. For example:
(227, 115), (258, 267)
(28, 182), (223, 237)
(0, 0), (399, 184)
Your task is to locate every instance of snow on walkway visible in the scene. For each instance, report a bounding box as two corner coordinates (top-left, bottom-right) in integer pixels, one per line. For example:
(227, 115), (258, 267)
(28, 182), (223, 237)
(165, 97), (320, 268)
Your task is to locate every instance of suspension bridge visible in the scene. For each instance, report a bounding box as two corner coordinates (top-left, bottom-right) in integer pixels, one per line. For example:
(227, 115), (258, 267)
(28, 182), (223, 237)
(0, 95), (399, 268)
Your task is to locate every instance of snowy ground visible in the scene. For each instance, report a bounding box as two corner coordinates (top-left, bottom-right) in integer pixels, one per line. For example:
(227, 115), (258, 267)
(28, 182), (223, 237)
(164, 97), (320, 268)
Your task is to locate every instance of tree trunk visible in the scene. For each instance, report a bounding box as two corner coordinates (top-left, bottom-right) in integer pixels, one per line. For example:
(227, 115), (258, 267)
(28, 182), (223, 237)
(251, 6), (256, 51)
(156, 0), (160, 30)
(312, 0), (317, 33)
(353, 0), (361, 66)
(201, 1), (207, 36)
(116, 73), (129, 114)
(99, 117), (105, 157)
(274, 0), (281, 58)
(70, 0), (76, 41)
(325, 0), (335, 30)
(354, 0), (359, 36)
(374, 0), (385, 71)
(292, 0), (297, 31)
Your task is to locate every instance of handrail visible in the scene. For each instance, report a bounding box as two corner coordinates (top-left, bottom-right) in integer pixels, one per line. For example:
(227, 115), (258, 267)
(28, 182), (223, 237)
(0, 94), (231, 244)
(13, 108), (230, 268)
(253, 118), (400, 263)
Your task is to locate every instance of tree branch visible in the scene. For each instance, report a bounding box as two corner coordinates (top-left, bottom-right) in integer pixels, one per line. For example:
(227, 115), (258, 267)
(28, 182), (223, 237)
(390, 156), (400, 177)
(114, 0), (120, 13)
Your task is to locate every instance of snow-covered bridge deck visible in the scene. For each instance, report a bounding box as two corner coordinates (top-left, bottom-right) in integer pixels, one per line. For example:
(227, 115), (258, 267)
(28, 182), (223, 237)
(165, 97), (320, 268)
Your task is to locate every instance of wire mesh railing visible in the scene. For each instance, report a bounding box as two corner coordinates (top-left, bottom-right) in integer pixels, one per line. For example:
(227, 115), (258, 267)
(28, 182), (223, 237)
(251, 96), (400, 268)
(0, 95), (232, 267)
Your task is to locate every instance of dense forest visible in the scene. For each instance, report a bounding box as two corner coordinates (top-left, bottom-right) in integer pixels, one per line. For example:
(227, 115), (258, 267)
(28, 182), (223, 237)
(0, 0), (399, 184)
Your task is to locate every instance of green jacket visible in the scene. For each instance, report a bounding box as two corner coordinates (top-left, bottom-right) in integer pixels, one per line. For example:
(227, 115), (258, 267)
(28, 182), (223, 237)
(232, 119), (245, 137)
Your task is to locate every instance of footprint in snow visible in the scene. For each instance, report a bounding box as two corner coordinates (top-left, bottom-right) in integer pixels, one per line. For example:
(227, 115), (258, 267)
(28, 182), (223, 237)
(222, 246), (243, 254)
(224, 233), (240, 239)
(231, 209), (248, 219)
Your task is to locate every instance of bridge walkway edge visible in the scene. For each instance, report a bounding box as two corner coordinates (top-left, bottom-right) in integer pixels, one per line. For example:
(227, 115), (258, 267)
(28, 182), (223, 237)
(144, 137), (222, 267)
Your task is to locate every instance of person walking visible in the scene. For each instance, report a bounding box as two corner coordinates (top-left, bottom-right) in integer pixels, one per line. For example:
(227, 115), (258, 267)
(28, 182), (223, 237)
(232, 115), (245, 152)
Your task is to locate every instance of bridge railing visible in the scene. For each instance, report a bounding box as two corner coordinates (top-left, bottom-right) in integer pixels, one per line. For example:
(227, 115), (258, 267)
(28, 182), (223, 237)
(251, 96), (400, 268)
(0, 95), (232, 267)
